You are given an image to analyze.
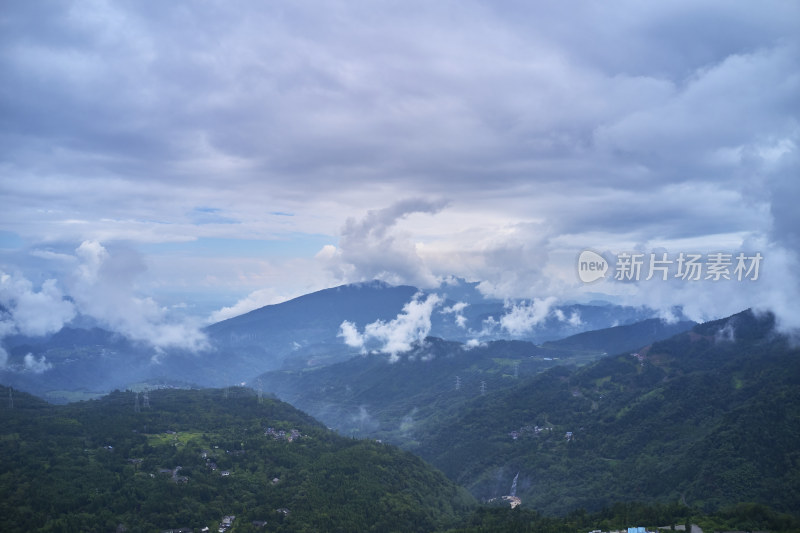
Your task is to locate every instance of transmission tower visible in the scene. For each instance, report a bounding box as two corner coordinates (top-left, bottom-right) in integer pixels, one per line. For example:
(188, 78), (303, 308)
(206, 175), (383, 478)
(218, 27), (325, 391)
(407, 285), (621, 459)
(480, 381), (486, 395)
(143, 390), (150, 409)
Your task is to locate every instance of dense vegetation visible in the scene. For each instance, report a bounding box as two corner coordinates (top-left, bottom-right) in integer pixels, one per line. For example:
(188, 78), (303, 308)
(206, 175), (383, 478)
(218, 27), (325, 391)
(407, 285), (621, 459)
(0, 386), (474, 532)
(413, 310), (800, 516)
(3, 381), (795, 532)
(0, 281), (670, 403)
(448, 501), (800, 533)
(541, 318), (696, 356)
(2, 309), (798, 532)
(257, 314), (692, 442)
(258, 338), (574, 441)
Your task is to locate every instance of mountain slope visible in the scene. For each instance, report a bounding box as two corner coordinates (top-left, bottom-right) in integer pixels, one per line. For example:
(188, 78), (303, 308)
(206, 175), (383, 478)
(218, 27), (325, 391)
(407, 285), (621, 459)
(541, 318), (696, 356)
(256, 316), (697, 444)
(258, 338), (560, 440)
(0, 327), (157, 402)
(0, 281), (422, 399)
(205, 280), (420, 367)
(412, 309), (800, 515)
(0, 280), (674, 402)
(0, 385), (474, 532)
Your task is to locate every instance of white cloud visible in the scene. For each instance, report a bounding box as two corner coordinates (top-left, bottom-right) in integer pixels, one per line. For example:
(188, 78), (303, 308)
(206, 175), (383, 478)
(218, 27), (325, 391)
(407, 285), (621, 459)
(442, 301), (469, 328)
(338, 292), (442, 360)
(74, 239), (110, 285)
(499, 297), (558, 336)
(208, 288), (291, 324)
(463, 338), (485, 350)
(554, 309), (582, 327)
(338, 320), (365, 351)
(66, 241), (208, 351)
(715, 323), (735, 343)
(0, 1), (797, 335)
(475, 316), (500, 339)
(587, 240), (800, 336)
(0, 273), (76, 337)
(23, 353), (52, 373)
(320, 199), (447, 289)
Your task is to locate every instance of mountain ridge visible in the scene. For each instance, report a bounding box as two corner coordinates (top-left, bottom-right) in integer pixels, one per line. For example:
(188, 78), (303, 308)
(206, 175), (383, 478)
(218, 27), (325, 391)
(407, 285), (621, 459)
(1, 280), (673, 401)
(411, 309), (800, 515)
(0, 384), (475, 532)
(255, 316), (697, 442)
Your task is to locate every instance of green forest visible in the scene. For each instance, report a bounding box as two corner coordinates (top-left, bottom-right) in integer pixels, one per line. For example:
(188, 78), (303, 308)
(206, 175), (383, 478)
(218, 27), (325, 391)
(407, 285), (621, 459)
(2, 311), (799, 532)
(414, 310), (800, 516)
(0, 386), (473, 532)
(1, 382), (799, 532)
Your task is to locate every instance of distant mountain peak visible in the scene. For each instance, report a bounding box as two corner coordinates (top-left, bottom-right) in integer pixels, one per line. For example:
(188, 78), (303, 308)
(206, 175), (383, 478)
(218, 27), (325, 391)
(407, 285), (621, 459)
(346, 279), (398, 290)
(692, 308), (776, 343)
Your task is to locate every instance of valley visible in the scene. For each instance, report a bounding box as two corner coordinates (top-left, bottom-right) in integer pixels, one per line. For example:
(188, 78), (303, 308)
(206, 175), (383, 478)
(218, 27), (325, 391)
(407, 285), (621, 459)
(1, 283), (798, 532)
(0, 280), (682, 402)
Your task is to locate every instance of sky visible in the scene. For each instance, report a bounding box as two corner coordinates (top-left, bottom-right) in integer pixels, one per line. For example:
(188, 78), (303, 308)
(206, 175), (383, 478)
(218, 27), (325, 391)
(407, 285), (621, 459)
(1, 0), (798, 352)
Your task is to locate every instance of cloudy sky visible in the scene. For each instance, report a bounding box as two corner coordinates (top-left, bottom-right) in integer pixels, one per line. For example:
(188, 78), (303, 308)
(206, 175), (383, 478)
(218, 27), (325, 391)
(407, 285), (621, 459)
(1, 0), (798, 348)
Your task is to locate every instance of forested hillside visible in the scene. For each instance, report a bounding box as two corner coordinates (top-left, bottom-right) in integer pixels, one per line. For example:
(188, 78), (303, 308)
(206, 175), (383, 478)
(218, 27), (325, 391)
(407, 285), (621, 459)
(257, 316), (694, 443)
(414, 310), (800, 515)
(541, 318), (696, 356)
(258, 337), (567, 441)
(2, 310), (798, 532)
(0, 386), (474, 532)
(0, 281), (672, 404)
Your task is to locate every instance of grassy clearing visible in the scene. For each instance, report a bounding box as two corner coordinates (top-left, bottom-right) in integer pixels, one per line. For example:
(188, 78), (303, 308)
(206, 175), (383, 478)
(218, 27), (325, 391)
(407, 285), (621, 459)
(146, 431), (207, 448)
(45, 390), (106, 403)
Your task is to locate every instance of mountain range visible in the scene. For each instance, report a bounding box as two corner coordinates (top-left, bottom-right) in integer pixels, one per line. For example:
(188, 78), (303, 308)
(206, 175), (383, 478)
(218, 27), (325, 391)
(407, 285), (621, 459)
(247, 306), (800, 517)
(0, 385), (474, 532)
(1, 279), (798, 530)
(254, 315), (695, 442)
(0, 279), (671, 402)
(413, 309), (800, 515)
